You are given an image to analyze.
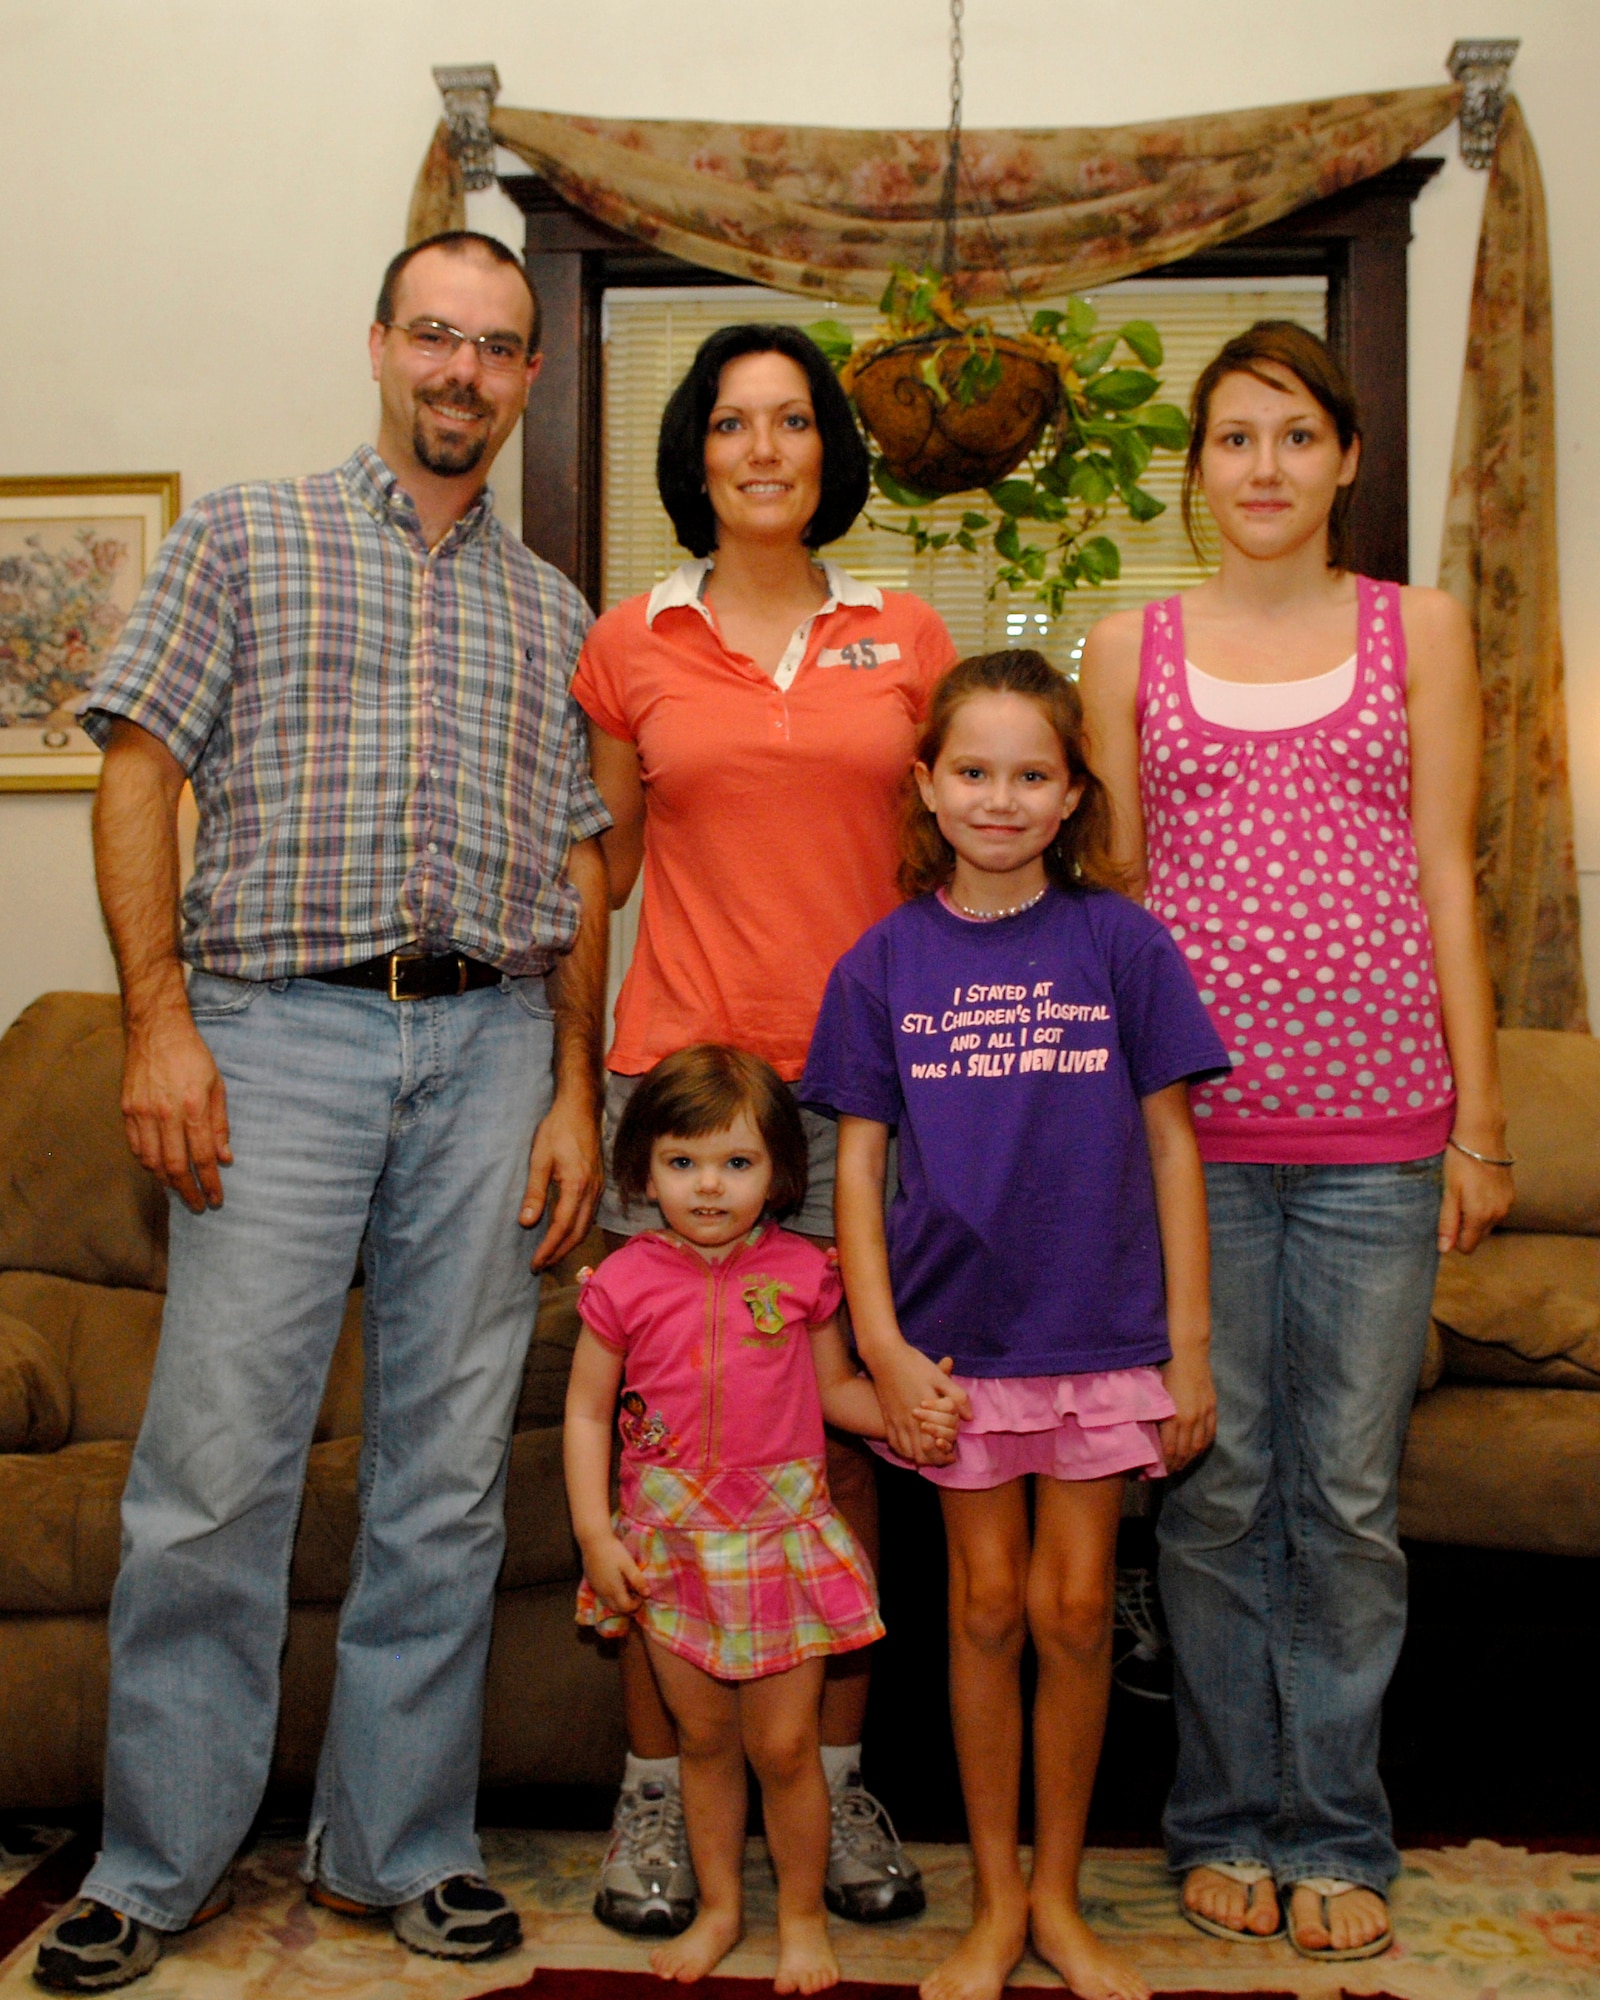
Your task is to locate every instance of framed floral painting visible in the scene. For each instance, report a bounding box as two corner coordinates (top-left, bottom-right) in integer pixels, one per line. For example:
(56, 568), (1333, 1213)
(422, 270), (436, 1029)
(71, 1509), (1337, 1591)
(0, 473), (180, 790)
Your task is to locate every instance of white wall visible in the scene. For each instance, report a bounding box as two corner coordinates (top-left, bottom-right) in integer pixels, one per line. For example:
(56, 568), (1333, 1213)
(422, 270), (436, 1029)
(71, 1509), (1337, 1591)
(2, 0), (1595, 1031)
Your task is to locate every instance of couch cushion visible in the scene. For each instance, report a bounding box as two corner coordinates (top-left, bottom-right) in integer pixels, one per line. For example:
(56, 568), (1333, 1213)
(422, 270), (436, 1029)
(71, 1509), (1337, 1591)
(1400, 1384), (1600, 1556)
(1499, 1028), (1600, 1234)
(0, 1273), (163, 1443)
(0, 1418), (579, 1614)
(0, 1310), (72, 1452)
(1432, 1235), (1600, 1388)
(0, 993), (167, 1290)
(0, 1272), (370, 1445)
(0, 1439), (132, 1610)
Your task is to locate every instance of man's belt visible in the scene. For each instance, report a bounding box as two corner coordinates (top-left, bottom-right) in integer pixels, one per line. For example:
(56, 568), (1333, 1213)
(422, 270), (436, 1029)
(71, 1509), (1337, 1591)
(308, 949), (504, 1001)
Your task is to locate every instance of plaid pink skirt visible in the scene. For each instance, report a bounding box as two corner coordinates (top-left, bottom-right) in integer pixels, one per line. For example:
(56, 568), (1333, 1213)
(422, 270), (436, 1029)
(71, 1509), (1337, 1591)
(576, 1456), (884, 1681)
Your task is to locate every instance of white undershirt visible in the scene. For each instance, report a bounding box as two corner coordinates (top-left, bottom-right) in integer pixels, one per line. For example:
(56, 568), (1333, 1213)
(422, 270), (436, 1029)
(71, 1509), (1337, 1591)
(1185, 654), (1356, 729)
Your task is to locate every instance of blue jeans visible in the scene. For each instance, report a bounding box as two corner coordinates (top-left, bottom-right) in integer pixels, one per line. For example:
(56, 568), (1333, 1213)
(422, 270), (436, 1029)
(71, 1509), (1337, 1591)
(83, 972), (555, 1929)
(1158, 1157), (1443, 1893)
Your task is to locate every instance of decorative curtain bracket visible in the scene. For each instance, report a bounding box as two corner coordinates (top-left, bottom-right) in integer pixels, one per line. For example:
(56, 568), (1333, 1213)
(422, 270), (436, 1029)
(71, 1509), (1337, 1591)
(1447, 39), (1519, 168)
(432, 64), (501, 189)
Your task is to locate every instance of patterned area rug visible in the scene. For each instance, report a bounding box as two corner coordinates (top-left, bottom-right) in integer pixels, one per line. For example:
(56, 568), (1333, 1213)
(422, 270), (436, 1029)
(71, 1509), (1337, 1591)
(1, 1830), (1597, 2000)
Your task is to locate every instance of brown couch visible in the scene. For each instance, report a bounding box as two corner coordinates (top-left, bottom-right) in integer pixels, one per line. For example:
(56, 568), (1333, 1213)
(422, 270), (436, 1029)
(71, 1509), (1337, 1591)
(1399, 1027), (1600, 1557)
(0, 991), (625, 1809)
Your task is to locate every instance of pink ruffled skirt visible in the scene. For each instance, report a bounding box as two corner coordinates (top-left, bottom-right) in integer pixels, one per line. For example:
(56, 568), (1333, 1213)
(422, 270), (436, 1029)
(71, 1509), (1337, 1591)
(873, 1367), (1174, 1490)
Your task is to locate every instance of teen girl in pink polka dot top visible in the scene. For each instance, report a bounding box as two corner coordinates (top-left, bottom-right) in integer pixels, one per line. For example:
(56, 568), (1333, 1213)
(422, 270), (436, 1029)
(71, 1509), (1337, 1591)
(1081, 322), (1513, 1967)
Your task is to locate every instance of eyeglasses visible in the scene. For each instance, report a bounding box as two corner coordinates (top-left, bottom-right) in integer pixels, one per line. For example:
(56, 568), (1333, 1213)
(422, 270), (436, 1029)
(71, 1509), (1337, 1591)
(383, 318), (531, 375)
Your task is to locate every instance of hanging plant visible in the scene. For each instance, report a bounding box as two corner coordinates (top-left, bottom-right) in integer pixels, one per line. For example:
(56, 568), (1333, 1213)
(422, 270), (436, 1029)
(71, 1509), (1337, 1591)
(807, 267), (1189, 616)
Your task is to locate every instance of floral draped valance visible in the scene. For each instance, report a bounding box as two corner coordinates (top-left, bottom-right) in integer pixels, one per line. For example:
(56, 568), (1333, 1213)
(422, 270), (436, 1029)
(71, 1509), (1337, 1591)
(408, 85), (1460, 302)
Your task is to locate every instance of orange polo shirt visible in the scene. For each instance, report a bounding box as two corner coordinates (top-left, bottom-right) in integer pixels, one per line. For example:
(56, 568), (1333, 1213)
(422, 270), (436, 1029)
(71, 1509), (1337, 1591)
(574, 560), (958, 1080)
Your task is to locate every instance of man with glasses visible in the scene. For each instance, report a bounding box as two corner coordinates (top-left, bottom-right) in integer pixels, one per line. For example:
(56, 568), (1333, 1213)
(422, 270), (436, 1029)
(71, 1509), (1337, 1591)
(36, 232), (609, 1991)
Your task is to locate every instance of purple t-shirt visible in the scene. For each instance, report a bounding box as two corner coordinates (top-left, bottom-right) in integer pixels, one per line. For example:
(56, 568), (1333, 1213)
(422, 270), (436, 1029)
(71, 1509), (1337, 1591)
(800, 886), (1230, 1377)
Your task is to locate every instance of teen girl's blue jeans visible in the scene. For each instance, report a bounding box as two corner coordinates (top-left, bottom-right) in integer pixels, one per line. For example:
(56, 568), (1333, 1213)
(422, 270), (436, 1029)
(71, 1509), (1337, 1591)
(1158, 1156), (1443, 1894)
(81, 971), (555, 1930)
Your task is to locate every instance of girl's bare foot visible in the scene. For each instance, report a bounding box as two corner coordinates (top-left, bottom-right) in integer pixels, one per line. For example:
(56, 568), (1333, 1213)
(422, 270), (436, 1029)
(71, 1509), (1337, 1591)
(920, 1889), (1028, 2000)
(1182, 1867), (1281, 1938)
(1288, 1883), (1390, 1956)
(1030, 1901), (1149, 2000)
(774, 1909), (839, 1994)
(651, 1907), (743, 1983)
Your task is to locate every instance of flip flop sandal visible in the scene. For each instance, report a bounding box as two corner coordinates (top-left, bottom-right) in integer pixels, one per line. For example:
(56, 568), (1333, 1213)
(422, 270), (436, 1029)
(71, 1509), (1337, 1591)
(1180, 1861), (1285, 1942)
(1287, 1878), (1393, 1961)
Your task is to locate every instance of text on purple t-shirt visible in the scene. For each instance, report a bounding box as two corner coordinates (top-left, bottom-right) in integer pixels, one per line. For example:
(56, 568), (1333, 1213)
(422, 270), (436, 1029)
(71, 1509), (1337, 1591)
(799, 887), (1229, 1377)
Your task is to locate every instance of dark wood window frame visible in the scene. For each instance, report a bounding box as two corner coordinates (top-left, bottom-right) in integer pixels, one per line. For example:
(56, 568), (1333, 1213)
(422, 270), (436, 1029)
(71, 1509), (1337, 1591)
(503, 157), (1442, 606)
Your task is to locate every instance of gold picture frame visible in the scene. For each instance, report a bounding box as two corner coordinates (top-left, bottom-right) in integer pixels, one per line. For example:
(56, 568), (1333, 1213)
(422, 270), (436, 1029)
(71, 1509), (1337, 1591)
(0, 472), (181, 791)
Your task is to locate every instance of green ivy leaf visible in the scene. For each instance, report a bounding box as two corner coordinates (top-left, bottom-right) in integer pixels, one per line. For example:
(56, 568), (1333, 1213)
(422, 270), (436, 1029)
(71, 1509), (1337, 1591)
(1118, 320), (1164, 368)
(1086, 368), (1159, 411)
(874, 466), (942, 508)
(1106, 428), (1153, 485)
(878, 272), (900, 315)
(1031, 489), (1068, 522)
(955, 531), (977, 552)
(1121, 485), (1167, 523)
(1075, 336), (1117, 379)
(1069, 460), (1114, 505)
(995, 518), (1023, 561)
(1082, 535), (1122, 579)
(1030, 309), (1065, 337)
(1022, 547), (1047, 580)
(803, 319), (855, 368)
(961, 511), (990, 530)
(1065, 297), (1097, 343)
(987, 480), (1036, 517)
(1133, 403), (1190, 451)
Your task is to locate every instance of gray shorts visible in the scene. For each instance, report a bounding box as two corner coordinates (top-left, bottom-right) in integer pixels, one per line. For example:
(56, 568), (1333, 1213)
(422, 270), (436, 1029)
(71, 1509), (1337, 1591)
(597, 1070), (891, 1241)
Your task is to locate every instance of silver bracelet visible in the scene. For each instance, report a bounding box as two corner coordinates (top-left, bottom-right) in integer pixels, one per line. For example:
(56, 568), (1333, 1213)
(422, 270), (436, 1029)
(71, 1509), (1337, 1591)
(1448, 1135), (1516, 1168)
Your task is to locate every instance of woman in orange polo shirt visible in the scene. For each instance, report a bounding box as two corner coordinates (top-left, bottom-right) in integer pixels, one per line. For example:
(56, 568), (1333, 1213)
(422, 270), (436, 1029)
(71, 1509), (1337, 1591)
(574, 323), (957, 1940)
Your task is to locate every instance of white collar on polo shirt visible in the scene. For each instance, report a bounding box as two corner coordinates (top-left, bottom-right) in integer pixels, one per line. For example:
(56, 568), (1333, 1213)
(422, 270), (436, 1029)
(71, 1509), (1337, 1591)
(644, 557), (883, 692)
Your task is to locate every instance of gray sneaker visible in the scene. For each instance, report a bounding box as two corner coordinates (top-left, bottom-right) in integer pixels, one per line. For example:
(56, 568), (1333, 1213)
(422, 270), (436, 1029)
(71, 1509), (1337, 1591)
(824, 1773), (925, 1923)
(593, 1780), (697, 1937)
(390, 1876), (521, 1961)
(34, 1905), (161, 1993)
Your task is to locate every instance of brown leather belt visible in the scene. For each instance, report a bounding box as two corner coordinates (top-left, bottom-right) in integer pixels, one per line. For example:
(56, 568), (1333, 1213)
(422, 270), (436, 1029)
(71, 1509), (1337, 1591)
(308, 949), (503, 1001)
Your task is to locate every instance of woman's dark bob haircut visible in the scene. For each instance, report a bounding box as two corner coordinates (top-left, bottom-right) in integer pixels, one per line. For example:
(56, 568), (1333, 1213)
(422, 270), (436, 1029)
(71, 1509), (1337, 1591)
(1182, 320), (1362, 572)
(612, 1044), (810, 1220)
(656, 323), (871, 558)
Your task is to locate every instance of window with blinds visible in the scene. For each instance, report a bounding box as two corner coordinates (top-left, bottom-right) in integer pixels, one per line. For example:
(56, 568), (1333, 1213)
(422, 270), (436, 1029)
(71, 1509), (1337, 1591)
(601, 275), (1326, 670)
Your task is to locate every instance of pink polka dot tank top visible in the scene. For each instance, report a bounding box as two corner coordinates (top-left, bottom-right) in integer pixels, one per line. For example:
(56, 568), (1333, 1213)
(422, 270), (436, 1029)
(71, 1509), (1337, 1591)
(1137, 578), (1455, 1164)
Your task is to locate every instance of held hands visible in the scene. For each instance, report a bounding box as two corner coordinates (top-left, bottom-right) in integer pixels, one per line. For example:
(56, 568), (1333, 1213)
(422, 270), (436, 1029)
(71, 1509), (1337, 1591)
(912, 1367), (964, 1464)
(1437, 1146), (1514, 1255)
(580, 1529), (649, 1617)
(874, 1343), (972, 1464)
(1158, 1349), (1217, 1474)
(121, 1007), (232, 1211)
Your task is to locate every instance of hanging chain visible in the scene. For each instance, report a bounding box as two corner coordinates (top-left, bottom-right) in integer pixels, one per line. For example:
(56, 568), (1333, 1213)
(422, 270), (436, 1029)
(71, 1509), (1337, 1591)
(938, 0), (965, 275)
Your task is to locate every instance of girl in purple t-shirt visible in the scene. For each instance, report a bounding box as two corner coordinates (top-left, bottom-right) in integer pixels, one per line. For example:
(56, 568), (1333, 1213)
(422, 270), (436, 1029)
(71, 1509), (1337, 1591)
(803, 651), (1228, 2000)
(563, 1046), (958, 1994)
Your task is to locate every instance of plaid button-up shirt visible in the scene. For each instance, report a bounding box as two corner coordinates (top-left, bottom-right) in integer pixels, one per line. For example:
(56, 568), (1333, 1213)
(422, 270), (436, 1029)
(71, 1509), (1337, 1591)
(84, 445), (609, 981)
